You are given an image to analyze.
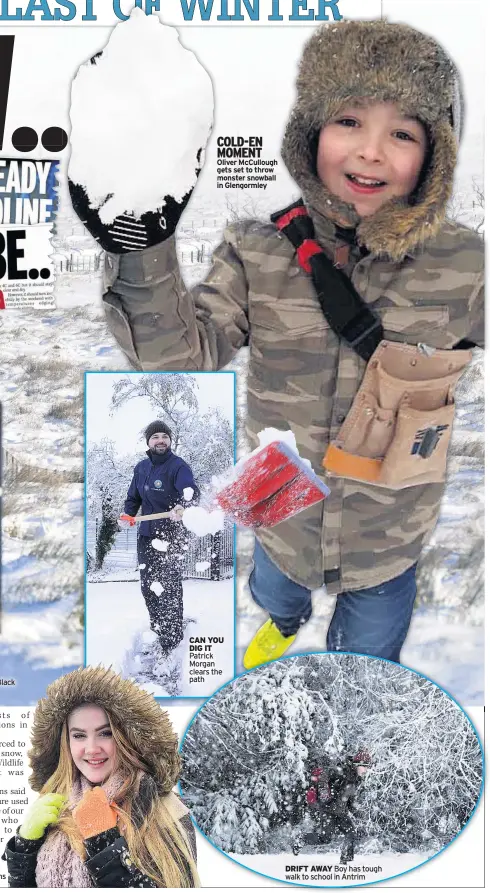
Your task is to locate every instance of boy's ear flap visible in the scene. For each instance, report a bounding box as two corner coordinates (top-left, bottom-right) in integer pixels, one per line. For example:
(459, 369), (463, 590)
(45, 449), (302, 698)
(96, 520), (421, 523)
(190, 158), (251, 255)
(408, 138), (434, 207)
(449, 73), (464, 143)
(307, 130), (320, 175)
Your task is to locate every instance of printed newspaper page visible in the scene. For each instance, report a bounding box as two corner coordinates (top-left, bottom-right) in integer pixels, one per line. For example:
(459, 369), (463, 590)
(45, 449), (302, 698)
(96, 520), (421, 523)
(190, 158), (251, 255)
(0, 158), (59, 309)
(0, 0), (484, 888)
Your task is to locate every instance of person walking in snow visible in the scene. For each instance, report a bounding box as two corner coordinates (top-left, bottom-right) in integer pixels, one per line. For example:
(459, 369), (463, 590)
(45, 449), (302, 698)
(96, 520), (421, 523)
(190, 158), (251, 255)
(120, 421), (199, 654)
(2, 666), (199, 887)
(69, 19), (484, 670)
(295, 751), (372, 862)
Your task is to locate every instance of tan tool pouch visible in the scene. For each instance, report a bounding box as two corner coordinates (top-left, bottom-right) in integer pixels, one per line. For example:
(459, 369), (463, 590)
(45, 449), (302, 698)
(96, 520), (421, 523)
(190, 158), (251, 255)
(323, 340), (472, 489)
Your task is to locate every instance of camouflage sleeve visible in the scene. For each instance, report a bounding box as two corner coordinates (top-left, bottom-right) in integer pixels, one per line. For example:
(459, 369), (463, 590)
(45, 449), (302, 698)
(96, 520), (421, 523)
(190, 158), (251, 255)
(102, 228), (250, 371)
(465, 283), (484, 349)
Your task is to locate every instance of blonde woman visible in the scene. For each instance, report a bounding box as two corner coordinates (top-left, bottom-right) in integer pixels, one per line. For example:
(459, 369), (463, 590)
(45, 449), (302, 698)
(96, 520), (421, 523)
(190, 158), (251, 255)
(3, 667), (199, 887)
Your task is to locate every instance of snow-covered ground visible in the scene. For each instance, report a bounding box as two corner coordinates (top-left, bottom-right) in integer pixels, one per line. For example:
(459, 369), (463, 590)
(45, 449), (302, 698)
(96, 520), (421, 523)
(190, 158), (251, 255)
(86, 578), (235, 698)
(0, 271), (130, 703)
(237, 588), (484, 706)
(0, 208), (234, 703)
(0, 593), (81, 706)
(229, 850), (436, 887)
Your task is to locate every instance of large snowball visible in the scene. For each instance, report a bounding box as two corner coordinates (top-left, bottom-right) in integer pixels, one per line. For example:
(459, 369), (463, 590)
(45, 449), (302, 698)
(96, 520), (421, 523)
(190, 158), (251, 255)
(69, 8), (214, 223)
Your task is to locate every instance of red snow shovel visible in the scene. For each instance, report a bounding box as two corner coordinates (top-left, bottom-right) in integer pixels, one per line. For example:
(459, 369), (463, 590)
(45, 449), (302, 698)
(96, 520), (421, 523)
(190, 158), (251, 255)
(215, 441), (330, 528)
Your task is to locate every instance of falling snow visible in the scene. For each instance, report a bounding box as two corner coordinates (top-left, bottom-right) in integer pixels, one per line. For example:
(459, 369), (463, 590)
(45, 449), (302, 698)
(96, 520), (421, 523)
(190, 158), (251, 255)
(151, 538), (169, 552)
(182, 506), (225, 536)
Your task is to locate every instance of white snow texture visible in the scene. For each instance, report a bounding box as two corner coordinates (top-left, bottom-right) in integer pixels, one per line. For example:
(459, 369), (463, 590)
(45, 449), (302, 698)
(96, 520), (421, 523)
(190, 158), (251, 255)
(151, 538), (169, 552)
(69, 8), (214, 223)
(196, 560), (211, 572)
(86, 578), (234, 698)
(258, 427), (299, 452)
(182, 506), (224, 536)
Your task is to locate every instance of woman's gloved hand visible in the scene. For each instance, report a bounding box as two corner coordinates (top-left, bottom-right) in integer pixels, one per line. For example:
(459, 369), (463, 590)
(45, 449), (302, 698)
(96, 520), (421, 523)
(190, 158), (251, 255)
(72, 787), (119, 840)
(19, 793), (66, 840)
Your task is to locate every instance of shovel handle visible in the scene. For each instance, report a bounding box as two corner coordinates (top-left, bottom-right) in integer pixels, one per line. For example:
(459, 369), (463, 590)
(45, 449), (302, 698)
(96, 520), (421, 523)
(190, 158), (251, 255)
(133, 511), (173, 522)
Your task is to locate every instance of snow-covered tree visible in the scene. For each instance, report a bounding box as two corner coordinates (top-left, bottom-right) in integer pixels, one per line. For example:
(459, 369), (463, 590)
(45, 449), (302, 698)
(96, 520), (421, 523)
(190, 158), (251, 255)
(181, 661), (317, 852)
(87, 439), (138, 569)
(110, 374), (199, 452)
(109, 374), (233, 488)
(447, 176), (484, 234)
(179, 408), (234, 487)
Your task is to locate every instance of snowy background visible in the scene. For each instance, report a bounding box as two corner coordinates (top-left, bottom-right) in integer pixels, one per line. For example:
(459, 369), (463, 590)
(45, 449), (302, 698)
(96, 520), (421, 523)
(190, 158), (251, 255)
(0, 3), (485, 705)
(179, 654), (482, 885)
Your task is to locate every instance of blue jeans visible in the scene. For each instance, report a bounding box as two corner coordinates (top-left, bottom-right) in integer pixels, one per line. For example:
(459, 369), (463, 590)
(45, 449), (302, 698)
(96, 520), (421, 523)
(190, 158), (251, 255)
(248, 540), (417, 663)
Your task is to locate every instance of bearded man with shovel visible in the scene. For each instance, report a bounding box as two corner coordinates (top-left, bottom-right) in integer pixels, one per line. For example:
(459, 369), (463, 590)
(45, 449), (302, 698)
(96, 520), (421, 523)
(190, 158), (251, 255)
(120, 421), (199, 654)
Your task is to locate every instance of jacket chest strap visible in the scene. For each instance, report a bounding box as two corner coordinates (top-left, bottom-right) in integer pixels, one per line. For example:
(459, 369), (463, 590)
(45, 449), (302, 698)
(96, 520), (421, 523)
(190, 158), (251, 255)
(271, 200), (383, 362)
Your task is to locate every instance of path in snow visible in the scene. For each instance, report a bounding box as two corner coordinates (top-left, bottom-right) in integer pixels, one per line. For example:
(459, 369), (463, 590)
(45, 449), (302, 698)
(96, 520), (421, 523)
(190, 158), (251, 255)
(86, 578), (234, 698)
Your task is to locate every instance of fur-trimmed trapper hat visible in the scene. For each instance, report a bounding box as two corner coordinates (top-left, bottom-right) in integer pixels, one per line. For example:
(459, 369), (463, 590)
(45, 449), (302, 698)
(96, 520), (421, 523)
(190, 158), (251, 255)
(144, 420), (172, 444)
(282, 20), (463, 261)
(28, 666), (180, 794)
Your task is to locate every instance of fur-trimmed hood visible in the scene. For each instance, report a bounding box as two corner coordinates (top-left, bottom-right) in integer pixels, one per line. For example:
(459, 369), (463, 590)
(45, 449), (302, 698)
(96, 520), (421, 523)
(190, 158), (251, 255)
(282, 20), (463, 261)
(28, 666), (180, 794)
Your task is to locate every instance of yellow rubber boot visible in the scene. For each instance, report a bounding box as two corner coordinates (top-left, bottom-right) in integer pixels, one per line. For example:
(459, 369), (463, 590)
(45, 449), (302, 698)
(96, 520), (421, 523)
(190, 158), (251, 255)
(243, 619), (296, 670)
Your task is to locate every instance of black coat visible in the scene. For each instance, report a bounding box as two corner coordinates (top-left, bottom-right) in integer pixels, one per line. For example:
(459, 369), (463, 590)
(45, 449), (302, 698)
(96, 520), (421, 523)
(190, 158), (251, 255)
(324, 762), (361, 818)
(309, 761), (361, 820)
(124, 449), (198, 539)
(3, 814), (196, 888)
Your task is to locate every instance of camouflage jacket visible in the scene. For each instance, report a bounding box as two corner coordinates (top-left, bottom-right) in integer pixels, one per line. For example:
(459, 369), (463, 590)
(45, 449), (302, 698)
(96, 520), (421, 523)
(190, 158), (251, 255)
(103, 209), (484, 592)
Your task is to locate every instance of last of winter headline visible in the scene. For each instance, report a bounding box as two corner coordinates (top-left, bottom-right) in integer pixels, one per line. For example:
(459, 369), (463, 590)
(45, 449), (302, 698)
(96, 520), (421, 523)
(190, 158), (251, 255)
(0, 0), (345, 22)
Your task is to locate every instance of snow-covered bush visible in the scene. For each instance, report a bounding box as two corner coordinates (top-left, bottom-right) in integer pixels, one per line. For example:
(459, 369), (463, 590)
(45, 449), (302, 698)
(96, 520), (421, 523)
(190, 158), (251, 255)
(181, 660), (316, 852)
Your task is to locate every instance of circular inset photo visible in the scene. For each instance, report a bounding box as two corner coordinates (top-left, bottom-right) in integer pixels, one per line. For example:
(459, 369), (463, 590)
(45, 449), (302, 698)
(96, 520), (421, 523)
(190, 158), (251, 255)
(179, 653), (483, 887)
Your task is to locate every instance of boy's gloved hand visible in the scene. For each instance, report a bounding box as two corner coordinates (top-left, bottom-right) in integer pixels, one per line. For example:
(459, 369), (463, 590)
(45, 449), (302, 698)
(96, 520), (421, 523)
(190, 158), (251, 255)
(119, 513), (136, 528)
(19, 793), (66, 840)
(72, 787), (118, 840)
(68, 179), (198, 254)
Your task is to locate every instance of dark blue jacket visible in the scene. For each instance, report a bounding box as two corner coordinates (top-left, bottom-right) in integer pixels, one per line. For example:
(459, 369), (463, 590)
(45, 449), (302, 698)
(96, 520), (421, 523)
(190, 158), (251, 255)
(124, 449), (198, 538)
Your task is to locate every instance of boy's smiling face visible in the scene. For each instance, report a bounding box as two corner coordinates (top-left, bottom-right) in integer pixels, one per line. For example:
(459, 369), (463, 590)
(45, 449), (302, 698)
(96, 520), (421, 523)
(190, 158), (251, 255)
(317, 101), (428, 217)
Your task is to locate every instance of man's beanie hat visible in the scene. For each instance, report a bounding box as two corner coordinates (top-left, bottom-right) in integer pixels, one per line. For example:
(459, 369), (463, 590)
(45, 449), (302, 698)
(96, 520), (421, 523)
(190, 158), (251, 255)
(145, 420), (172, 444)
(28, 666), (180, 793)
(282, 20), (464, 261)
